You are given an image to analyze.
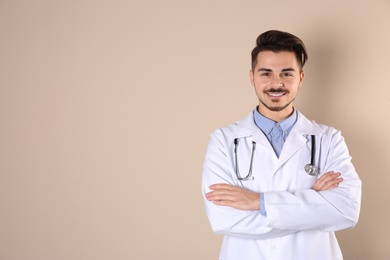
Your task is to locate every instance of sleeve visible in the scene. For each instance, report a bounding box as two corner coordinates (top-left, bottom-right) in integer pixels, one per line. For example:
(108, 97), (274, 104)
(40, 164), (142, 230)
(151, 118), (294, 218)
(260, 193), (267, 216)
(264, 128), (362, 231)
(201, 130), (299, 239)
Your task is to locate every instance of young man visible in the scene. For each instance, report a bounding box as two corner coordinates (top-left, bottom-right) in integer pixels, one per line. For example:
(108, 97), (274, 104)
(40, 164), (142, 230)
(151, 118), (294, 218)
(202, 30), (361, 260)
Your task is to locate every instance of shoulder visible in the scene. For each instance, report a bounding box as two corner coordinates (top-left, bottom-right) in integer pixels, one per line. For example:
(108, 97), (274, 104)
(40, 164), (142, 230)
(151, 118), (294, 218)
(296, 111), (339, 135)
(296, 111), (346, 149)
(210, 111), (256, 139)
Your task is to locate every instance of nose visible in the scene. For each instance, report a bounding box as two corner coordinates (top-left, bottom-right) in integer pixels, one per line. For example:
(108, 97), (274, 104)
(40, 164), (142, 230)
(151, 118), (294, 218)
(272, 78), (284, 88)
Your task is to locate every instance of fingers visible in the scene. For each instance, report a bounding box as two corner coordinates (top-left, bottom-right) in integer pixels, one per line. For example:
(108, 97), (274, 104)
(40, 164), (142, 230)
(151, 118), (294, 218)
(205, 184), (260, 210)
(206, 184), (238, 202)
(313, 172), (340, 191)
(312, 171), (343, 192)
(209, 183), (237, 191)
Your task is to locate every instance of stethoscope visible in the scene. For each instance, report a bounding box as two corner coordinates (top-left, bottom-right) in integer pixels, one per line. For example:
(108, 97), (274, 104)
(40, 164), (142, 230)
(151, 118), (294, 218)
(234, 135), (319, 181)
(304, 135), (320, 176)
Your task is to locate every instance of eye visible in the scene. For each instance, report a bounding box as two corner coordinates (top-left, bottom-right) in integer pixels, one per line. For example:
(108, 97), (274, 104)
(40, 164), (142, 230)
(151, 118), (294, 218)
(282, 72), (293, 77)
(261, 72), (270, 77)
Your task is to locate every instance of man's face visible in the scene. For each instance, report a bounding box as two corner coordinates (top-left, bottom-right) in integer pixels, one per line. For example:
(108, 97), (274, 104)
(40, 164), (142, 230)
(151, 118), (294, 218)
(250, 51), (304, 120)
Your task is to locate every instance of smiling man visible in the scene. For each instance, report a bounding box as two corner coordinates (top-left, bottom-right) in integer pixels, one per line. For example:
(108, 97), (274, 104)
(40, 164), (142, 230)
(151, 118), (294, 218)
(251, 51), (303, 117)
(202, 30), (361, 260)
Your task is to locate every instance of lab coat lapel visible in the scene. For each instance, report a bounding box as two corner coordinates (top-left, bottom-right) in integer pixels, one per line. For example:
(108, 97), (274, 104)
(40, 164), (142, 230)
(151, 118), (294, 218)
(276, 111), (322, 173)
(276, 130), (307, 171)
(234, 111), (274, 153)
(234, 111), (280, 179)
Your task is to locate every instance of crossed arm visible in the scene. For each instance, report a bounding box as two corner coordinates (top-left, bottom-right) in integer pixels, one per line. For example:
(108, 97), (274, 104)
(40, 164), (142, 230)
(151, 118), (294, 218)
(205, 171), (343, 211)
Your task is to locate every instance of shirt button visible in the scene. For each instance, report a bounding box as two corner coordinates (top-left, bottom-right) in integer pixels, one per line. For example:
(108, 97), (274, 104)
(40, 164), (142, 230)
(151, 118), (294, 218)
(275, 124), (280, 128)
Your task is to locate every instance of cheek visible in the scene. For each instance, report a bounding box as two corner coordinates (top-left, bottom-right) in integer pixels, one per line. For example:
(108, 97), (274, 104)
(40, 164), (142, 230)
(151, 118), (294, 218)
(253, 78), (269, 86)
(285, 78), (301, 88)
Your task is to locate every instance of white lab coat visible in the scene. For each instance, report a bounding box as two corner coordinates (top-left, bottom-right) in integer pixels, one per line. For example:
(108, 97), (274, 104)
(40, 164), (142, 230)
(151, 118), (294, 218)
(202, 110), (361, 260)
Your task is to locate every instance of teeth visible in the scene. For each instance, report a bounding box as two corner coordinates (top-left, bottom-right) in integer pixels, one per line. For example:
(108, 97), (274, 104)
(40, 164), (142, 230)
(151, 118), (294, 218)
(268, 92), (284, 97)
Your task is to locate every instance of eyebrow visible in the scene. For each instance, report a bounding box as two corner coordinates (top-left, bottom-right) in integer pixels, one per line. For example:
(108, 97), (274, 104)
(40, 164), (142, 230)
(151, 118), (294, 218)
(257, 68), (296, 72)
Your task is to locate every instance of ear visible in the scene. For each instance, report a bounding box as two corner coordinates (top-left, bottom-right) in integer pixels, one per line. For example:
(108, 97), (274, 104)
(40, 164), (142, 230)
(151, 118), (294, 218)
(249, 70), (254, 86)
(298, 71), (305, 88)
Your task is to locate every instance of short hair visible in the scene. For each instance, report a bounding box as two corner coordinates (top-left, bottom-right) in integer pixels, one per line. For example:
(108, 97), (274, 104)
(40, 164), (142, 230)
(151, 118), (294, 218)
(251, 30), (308, 71)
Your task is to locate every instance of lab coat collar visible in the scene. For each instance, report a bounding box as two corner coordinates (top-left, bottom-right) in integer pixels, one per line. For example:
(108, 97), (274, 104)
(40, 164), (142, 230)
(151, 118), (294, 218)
(233, 109), (323, 139)
(233, 109), (324, 172)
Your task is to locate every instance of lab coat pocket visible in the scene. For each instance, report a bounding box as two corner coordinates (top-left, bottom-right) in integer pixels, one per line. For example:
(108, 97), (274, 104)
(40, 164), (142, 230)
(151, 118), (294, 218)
(298, 170), (317, 189)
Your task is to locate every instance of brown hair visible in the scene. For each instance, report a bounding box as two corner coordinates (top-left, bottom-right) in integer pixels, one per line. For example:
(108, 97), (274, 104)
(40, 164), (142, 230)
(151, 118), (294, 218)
(251, 30), (308, 71)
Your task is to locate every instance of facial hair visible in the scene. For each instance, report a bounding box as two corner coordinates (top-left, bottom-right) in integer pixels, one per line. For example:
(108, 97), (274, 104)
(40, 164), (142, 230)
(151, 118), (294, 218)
(259, 88), (296, 112)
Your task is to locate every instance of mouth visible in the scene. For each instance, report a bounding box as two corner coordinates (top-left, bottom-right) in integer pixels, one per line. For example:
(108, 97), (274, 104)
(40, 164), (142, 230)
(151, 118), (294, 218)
(267, 92), (285, 97)
(266, 89), (288, 98)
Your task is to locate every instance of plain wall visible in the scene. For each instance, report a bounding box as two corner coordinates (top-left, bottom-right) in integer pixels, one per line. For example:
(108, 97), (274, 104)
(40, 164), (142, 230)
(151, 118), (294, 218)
(1, 0), (389, 259)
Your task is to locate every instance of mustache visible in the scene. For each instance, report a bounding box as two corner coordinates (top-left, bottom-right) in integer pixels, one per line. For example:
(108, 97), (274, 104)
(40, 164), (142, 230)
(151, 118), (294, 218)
(266, 88), (289, 93)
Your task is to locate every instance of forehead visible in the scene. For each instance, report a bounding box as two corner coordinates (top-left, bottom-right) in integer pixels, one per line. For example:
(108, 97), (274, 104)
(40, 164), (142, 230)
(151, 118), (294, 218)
(255, 51), (300, 70)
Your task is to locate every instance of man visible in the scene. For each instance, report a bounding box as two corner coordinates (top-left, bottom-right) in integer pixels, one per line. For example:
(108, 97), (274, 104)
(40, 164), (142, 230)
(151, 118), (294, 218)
(202, 30), (361, 260)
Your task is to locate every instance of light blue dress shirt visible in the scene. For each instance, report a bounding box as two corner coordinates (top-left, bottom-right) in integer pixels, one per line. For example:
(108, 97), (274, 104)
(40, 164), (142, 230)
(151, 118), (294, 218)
(253, 107), (298, 216)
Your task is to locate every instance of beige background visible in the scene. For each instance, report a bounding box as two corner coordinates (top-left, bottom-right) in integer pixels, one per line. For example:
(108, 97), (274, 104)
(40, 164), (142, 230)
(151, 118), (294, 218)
(0, 0), (389, 259)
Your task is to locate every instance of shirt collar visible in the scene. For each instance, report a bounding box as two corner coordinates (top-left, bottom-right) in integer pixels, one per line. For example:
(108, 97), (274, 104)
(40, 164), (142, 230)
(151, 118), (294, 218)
(253, 107), (298, 134)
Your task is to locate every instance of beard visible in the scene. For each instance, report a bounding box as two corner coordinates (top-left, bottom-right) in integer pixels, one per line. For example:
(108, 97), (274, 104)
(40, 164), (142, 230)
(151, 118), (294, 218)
(259, 99), (295, 111)
(258, 90), (296, 112)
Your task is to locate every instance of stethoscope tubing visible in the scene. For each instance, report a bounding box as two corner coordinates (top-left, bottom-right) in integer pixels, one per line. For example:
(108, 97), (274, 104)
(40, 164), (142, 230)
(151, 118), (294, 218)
(310, 135), (316, 166)
(234, 138), (256, 181)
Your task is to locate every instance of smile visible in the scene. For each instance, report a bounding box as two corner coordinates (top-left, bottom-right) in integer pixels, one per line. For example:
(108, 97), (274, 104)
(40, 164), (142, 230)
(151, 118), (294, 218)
(267, 92), (285, 97)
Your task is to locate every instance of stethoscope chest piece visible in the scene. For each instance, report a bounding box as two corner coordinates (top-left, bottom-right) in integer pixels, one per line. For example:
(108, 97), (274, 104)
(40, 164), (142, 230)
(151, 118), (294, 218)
(305, 164), (319, 176)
